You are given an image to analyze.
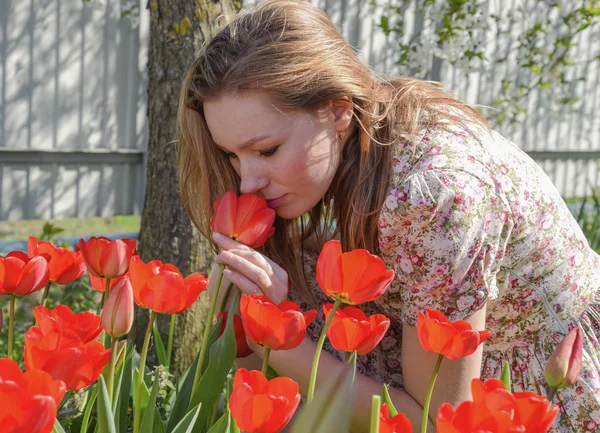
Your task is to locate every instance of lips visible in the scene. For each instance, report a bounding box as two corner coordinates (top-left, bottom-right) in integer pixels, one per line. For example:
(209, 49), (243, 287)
(266, 195), (286, 208)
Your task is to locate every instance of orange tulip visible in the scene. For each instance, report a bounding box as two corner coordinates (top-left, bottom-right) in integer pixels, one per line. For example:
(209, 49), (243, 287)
(379, 404), (412, 433)
(24, 305), (110, 391)
(417, 310), (490, 360)
(32, 305), (102, 343)
(218, 312), (253, 358)
(101, 276), (134, 338)
(0, 358), (66, 433)
(239, 294), (317, 351)
(543, 327), (583, 389)
(129, 256), (208, 314)
(78, 236), (137, 279)
(316, 240), (394, 305)
(28, 236), (86, 284)
(323, 304), (390, 355)
(211, 191), (276, 248)
(229, 368), (301, 433)
(0, 251), (50, 296)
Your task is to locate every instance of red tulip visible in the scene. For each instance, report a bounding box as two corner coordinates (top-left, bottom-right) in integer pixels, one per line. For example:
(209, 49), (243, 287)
(512, 392), (559, 433)
(28, 236), (86, 284)
(239, 294), (317, 351)
(0, 251), (50, 296)
(323, 304), (390, 355)
(129, 256), (208, 314)
(101, 276), (134, 338)
(78, 236), (136, 279)
(211, 191), (276, 248)
(229, 368), (301, 433)
(32, 305), (102, 343)
(24, 305), (110, 391)
(379, 404), (412, 433)
(89, 273), (123, 292)
(543, 327), (583, 389)
(218, 312), (253, 358)
(316, 240), (394, 305)
(417, 310), (490, 360)
(0, 358), (66, 433)
(436, 378), (558, 433)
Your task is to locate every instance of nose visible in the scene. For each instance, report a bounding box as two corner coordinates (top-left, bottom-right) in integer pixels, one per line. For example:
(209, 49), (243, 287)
(239, 159), (269, 195)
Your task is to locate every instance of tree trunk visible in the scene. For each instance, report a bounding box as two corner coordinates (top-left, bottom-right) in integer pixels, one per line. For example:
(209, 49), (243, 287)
(135, 0), (240, 376)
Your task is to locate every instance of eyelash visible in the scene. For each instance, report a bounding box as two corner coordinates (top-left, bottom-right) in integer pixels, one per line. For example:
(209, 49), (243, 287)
(223, 146), (279, 159)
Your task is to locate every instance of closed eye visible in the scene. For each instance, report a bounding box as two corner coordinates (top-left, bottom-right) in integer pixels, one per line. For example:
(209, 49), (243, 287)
(259, 146), (279, 157)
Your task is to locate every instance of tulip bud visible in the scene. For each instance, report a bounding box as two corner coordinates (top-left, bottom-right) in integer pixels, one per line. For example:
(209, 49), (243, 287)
(101, 276), (134, 338)
(544, 327), (583, 389)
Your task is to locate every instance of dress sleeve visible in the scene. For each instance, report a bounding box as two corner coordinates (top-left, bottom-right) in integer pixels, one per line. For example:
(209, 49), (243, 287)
(377, 168), (512, 326)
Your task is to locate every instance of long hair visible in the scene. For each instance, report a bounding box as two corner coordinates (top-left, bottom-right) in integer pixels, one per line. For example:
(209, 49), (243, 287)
(176, 0), (488, 298)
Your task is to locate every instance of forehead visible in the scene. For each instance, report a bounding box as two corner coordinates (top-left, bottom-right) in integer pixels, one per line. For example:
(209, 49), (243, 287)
(203, 92), (294, 149)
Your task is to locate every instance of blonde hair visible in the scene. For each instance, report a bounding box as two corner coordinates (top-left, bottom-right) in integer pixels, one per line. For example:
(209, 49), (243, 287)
(176, 0), (488, 298)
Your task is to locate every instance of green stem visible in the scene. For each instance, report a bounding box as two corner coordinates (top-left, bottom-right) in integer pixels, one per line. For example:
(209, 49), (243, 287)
(217, 282), (234, 316)
(307, 298), (342, 402)
(193, 265), (225, 390)
(101, 279), (111, 348)
(133, 311), (156, 433)
(345, 351), (357, 383)
(167, 314), (176, 369)
(547, 386), (557, 402)
(40, 281), (52, 307)
(421, 354), (444, 433)
(370, 395), (381, 433)
(261, 347), (271, 375)
(105, 336), (118, 403)
(8, 294), (15, 359)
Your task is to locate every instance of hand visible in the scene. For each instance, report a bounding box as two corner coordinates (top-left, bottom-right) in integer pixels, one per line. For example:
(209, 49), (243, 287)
(213, 233), (289, 305)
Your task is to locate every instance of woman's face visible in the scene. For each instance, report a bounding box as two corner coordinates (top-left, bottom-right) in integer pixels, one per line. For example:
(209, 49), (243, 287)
(203, 91), (352, 219)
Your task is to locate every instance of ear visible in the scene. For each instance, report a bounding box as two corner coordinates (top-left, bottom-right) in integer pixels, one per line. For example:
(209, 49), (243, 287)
(330, 97), (354, 133)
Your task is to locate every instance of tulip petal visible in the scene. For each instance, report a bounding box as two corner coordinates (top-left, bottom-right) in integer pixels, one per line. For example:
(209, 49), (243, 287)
(316, 240), (343, 297)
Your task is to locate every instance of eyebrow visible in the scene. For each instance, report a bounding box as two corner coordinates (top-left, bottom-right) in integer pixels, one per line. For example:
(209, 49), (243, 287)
(216, 134), (274, 151)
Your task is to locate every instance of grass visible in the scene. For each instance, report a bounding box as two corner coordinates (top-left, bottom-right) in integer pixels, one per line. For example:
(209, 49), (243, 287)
(0, 215), (141, 241)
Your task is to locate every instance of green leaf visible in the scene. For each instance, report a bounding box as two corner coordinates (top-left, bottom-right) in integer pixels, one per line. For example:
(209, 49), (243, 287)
(133, 367), (151, 410)
(141, 369), (162, 433)
(97, 375), (118, 433)
(289, 363), (355, 433)
(115, 345), (134, 433)
(187, 309), (237, 431)
(380, 15), (390, 34)
(501, 360), (512, 392)
(207, 412), (231, 433)
(171, 404), (202, 433)
(53, 419), (67, 433)
(166, 347), (203, 432)
(201, 317), (225, 374)
(154, 320), (169, 367)
(80, 386), (98, 433)
(381, 384), (398, 417)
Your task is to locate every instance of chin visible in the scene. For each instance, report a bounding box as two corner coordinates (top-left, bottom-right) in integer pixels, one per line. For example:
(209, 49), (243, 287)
(275, 204), (307, 220)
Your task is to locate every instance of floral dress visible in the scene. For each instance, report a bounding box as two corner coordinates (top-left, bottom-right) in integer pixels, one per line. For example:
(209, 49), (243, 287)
(288, 124), (600, 433)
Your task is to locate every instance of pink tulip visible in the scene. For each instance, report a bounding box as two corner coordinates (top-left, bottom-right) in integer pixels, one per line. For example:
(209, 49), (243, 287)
(544, 327), (583, 389)
(101, 276), (134, 338)
(78, 237), (136, 279)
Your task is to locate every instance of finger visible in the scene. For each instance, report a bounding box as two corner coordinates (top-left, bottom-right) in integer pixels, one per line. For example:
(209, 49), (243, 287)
(218, 251), (274, 292)
(213, 233), (251, 251)
(222, 268), (262, 296)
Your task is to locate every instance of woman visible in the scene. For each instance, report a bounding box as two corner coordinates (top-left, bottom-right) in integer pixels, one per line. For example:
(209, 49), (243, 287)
(176, 1), (600, 432)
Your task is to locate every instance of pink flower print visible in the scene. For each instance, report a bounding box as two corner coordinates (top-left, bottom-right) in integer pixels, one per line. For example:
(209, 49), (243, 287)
(576, 386), (584, 395)
(441, 175), (450, 186)
(399, 258), (414, 273)
(429, 145), (441, 155)
(453, 192), (464, 204)
(499, 164), (509, 175)
(433, 264), (448, 276)
(499, 210), (509, 222)
(539, 213), (554, 230)
(398, 189), (408, 202)
(467, 155), (475, 163)
(523, 190), (530, 200)
(584, 420), (598, 432)
(409, 255), (423, 267)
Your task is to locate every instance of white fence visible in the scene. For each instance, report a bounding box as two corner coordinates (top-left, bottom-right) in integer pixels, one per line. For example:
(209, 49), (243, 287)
(1, 0), (599, 221)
